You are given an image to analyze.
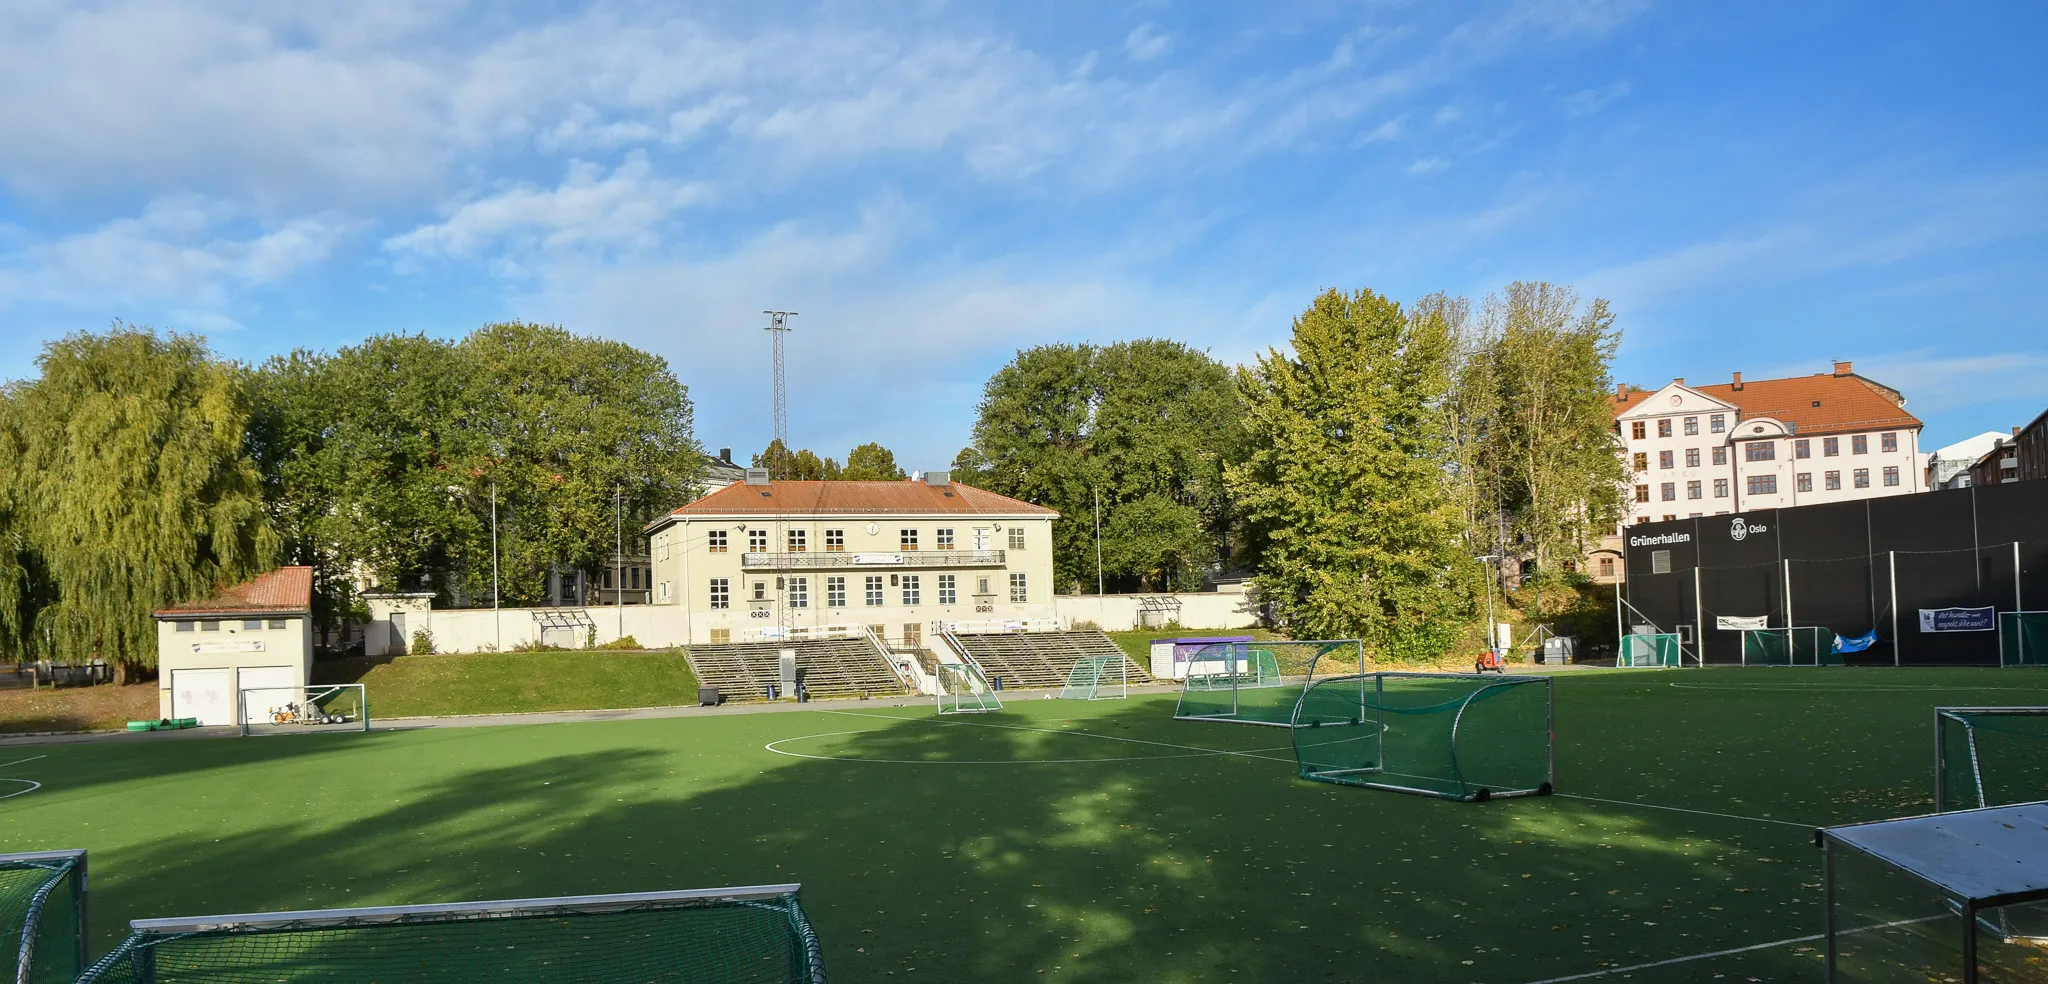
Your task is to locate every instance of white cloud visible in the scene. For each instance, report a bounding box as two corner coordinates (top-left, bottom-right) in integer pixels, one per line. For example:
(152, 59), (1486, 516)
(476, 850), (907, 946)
(1124, 23), (1172, 61)
(384, 152), (713, 263)
(1856, 351), (2048, 415)
(1408, 157), (1449, 175)
(1564, 80), (1632, 117)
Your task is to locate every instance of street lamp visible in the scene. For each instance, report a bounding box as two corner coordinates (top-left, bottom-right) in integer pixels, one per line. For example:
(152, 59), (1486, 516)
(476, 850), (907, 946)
(1476, 554), (1500, 658)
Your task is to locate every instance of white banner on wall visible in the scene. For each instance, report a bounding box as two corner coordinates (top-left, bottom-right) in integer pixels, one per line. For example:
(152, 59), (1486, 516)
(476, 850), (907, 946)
(1715, 615), (1770, 631)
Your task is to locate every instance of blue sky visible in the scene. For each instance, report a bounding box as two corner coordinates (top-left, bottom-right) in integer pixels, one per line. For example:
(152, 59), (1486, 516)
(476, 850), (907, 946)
(3, 1), (2045, 466)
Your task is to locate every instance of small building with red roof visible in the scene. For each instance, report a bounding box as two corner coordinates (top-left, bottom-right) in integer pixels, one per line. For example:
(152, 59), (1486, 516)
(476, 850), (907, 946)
(152, 566), (315, 726)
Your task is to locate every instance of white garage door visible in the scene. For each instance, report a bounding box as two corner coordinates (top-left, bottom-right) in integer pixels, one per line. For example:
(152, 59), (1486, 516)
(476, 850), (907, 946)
(236, 666), (298, 726)
(170, 669), (232, 727)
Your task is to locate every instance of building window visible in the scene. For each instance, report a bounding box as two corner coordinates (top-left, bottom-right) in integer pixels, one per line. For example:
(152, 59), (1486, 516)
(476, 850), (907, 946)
(1683, 416), (1698, 436)
(604, 569), (615, 589)
(201, 621), (220, 632)
(901, 575), (921, 606)
(1854, 468), (1870, 488)
(1658, 418), (1673, 438)
(1883, 466), (1900, 487)
(1710, 414), (1726, 433)
(752, 580), (767, 601)
(1823, 437), (1840, 457)
(1598, 557), (1615, 577)
(269, 619), (287, 630)
(826, 576), (846, 607)
(1685, 448), (1700, 468)
(936, 528), (954, 550)
(1632, 452), (1648, 472)
(1686, 480), (1702, 500)
(900, 529), (919, 551)
(865, 575), (885, 607)
(1008, 528), (1026, 550)
(241, 619), (262, 630)
(977, 576), (992, 595)
(789, 577), (808, 608)
(1881, 432), (1898, 453)
(631, 568), (641, 590)
(787, 529), (807, 552)
(1852, 434), (1868, 455)
(1794, 439), (1810, 459)
(660, 581), (671, 602)
(904, 623), (922, 647)
(938, 574), (957, 605)
(1660, 482), (1676, 501)
(1664, 515), (1677, 522)
(1010, 573), (1028, 603)
(825, 528), (845, 551)
(709, 578), (730, 609)
(659, 540), (670, 561)
(1659, 450), (1674, 470)
(1797, 473), (1813, 492)
(176, 621), (194, 633)
(707, 530), (728, 553)
(1634, 485), (1650, 503)
(1744, 442), (1776, 462)
(1747, 475), (1778, 496)
(1712, 446), (1728, 466)
(1825, 470), (1841, 490)
(748, 529), (768, 552)
(710, 628), (730, 645)
(1714, 478), (1729, 498)
(1631, 421), (1647, 440)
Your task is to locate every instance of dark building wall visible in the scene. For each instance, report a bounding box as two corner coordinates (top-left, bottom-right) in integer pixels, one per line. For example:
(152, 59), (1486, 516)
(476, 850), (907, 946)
(2018, 409), (2048, 483)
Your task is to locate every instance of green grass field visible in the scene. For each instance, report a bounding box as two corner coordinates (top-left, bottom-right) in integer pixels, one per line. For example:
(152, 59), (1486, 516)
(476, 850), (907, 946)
(5, 667), (2047, 983)
(313, 650), (698, 717)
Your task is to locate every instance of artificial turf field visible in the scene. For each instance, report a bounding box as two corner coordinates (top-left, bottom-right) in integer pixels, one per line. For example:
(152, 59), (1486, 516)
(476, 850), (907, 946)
(5, 667), (2047, 983)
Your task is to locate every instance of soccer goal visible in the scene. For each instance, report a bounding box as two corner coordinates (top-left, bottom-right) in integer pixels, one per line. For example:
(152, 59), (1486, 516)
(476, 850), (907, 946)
(1173, 640), (1362, 727)
(2000, 611), (2048, 667)
(1058, 654), (1126, 701)
(1739, 626), (1840, 666)
(1, 848), (90, 984)
(936, 663), (1001, 714)
(1935, 707), (2048, 812)
(239, 684), (369, 737)
(1290, 672), (1554, 802)
(75, 884), (828, 984)
(1617, 633), (1682, 668)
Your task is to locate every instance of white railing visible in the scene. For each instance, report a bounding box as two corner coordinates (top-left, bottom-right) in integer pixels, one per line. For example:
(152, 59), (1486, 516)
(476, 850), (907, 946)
(738, 623), (865, 643)
(741, 550), (1005, 570)
(937, 616), (1066, 635)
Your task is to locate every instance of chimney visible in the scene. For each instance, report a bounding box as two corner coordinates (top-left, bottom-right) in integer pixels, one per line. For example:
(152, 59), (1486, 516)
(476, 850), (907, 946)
(1833, 361), (1853, 377)
(925, 470), (952, 487)
(719, 447), (732, 464)
(1673, 377), (1685, 387)
(1615, 383), (1627, 399)
(1731, 371), (1743, 391)
(2016, 427), (2023, 438)
(744, 468), (771, 486)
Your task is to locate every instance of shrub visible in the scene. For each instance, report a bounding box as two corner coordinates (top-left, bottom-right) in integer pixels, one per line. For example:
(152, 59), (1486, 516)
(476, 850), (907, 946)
(593, 635), (644, 651)
(409, 629), (435, 656)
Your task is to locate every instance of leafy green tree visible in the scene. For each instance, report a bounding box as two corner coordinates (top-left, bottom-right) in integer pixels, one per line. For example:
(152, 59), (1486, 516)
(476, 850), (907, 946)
(752, 440), (841, 480)
(1228, 288), (1473, 656)
(957, 339), (1238, 592)
(841, 442), (905, 481)
(0, 327), (277, 676)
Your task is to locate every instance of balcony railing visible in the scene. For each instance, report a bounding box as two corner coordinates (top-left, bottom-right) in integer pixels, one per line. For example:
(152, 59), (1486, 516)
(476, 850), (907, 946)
(741, 549), (1005, 570)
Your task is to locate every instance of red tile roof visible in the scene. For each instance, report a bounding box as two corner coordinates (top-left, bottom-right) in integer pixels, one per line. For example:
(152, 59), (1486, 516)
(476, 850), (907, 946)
(1612, 370), (1920, 436)
(653, 480), (1057, 525)
(155, 566), (314, 617)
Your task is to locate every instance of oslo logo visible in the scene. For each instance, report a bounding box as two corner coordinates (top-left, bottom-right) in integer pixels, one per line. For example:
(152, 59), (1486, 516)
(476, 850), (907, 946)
(1729, 518), (1767, 541)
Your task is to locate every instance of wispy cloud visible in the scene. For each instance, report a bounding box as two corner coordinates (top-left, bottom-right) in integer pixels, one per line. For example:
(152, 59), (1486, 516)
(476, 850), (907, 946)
(1564, 80), (1631, 117)
(384, 152), (713, 265)
(1124, 23), (1172, 61)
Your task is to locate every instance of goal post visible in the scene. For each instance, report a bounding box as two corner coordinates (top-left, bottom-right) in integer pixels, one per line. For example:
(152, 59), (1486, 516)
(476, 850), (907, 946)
(1290, 672), (1554, 802)
(1058, 654), (1125, 701)
(2000, 611), (2048, 667)
(1173, 640), (1362, 727)
(74, 884), (827, 984)
(935, 663), (1001, 714)
(1739, 626), (1839, 666)
(1, 848), (89, 984)
(1617, 633), (1682, 668)
(239, 684), (369, 737)
(1935, 707), (2048, 812)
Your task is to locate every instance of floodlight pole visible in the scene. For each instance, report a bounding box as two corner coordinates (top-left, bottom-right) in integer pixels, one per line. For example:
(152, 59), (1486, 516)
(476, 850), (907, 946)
(616, 486), (624, 638)
(1093, 486), (1104, 594)
(491, 483), (501, 652)
(1477, 554), (1499, 659)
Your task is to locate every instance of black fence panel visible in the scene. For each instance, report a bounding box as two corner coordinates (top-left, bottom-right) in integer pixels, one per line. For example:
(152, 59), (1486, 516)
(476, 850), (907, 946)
(1787, 556), (1883, 665)
(1887, 548), (1997, 665)
(1697, 560), (1784, 664)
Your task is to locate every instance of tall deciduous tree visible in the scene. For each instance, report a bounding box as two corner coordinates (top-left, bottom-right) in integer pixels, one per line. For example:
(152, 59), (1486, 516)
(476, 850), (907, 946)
(0, 327), (277, 675)
(1228, 289), (1472, 656)
(841, 442), (905, 481)
(752, 440), (841, 480)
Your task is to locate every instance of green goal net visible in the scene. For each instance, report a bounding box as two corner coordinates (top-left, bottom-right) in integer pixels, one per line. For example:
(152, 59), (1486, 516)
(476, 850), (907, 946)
(1617, 633), (1682, 668)
(2000, 612), (2048, 667)
(1936, 707), (2048, 812)
(1173, 640), (1361, 727)
(936, 663), (1001, 714)
(1740, 627), (1840, 666)
(77, 885), (827, 984)
(1058, 654), (1125, 701)
(1, 849), (88, 984)
(1290, 672), (1554, 802)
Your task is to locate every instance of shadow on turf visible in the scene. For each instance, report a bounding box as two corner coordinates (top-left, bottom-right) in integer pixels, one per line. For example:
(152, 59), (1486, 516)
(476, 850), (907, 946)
(82, 699), (1822, 984)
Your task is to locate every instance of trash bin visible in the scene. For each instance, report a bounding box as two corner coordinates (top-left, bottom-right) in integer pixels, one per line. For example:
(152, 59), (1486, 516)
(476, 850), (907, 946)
(991, 677), (1005, 691)
(698, 686), (721, 707)
(765, 684), (778, 700)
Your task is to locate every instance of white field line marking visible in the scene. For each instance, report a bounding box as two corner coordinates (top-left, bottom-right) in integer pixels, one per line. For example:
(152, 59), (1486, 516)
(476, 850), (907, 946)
(0, 779), (40, 802)
(818, 708), (1300, 763)
(1668, 682), (2047, 692)
(1553, 792), (1814, 829)
(0, 755), (48, 771)
(765, 729), (1293, 765)
(1515, 914), (1946, 984)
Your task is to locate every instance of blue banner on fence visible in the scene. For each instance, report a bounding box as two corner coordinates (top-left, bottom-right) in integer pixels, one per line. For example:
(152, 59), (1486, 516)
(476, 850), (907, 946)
(1917, 607), (1996, 633)
(1836, 630), (1878, 653)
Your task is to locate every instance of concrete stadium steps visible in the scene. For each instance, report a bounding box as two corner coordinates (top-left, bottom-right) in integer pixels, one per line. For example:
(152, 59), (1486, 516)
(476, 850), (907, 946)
(683, 638), (908, 702)
(947, 630), (1152, 690)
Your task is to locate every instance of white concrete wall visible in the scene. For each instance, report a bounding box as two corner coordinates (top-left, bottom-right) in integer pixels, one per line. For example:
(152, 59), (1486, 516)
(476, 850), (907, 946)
(1050, 586), (1258, 632)
(155, 615), (313, 720)
(399, 605), (685, 653)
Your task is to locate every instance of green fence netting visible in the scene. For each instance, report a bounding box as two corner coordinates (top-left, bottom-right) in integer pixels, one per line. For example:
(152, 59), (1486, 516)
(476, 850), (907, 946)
(1618, 634), (1682, 668)
(1173, 640), (1361, 726)
(2000, 612), (2048, 667)
(1740, 627), (1840, 666)
(1936, 708), (2048, 812)
(1290, 673), (1554, 802)
(1, 850), (87, 984)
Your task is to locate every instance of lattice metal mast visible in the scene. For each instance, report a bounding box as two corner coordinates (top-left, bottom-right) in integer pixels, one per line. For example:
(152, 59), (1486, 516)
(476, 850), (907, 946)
(764, 311), (797, 649)
(764, 311), (795, 451)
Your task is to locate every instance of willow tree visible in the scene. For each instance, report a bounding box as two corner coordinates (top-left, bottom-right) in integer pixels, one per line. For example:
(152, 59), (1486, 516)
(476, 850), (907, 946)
(0, 327), (277, 677)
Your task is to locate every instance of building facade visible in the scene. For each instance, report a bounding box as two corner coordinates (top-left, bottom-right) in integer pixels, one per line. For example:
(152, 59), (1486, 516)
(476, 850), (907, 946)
(1926, 431), (2010, 490)
(1611, 361), (1923, 527)
(2016, 409), (2048, 484)
(643, 471), (1059, 648)
(153, 566), (316, 726)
